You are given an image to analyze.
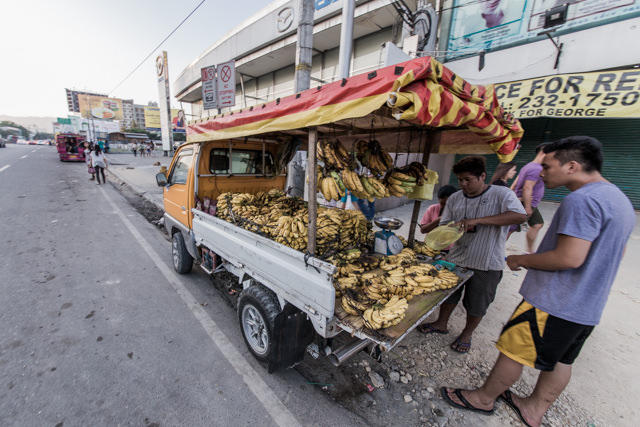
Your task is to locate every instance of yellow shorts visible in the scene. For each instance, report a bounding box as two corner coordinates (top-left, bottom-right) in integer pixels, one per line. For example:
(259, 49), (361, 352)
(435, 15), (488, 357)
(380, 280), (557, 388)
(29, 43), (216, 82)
(496, 300), (594, 371)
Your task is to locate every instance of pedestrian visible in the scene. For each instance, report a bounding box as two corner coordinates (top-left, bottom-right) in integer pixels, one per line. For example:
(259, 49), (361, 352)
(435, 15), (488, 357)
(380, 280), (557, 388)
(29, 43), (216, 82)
(489, 161), (517, 187)
(417, 156), (526, 353)
(419, 184), (457, 232)
(84, 142), (95, 181)
(440, 136), (635, 427)
(509, 143), (548, 253)
(339, 190), (360, 211)
(91, 143), (108, 185)
(132, 142), (138, 157)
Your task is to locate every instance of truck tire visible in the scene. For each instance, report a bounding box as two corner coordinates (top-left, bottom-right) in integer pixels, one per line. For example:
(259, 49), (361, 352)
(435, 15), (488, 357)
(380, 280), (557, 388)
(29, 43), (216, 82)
(172, 231), (193, 274)
(238, 285), (280, 363)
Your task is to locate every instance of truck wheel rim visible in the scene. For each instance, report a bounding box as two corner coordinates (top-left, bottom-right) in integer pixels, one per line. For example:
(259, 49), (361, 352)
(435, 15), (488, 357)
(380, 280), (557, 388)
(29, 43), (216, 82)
(242, 305), (268, 355)
(172, 238), (179, 268)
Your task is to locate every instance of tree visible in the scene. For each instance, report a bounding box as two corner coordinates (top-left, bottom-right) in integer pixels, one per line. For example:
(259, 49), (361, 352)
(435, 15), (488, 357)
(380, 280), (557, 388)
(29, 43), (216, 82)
(0, 121), (30, 138)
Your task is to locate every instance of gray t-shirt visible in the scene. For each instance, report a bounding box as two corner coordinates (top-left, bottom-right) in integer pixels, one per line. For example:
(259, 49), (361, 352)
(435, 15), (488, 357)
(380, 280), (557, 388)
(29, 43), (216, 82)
(520, 182), (635, 325)
(441, 185), (525, 271)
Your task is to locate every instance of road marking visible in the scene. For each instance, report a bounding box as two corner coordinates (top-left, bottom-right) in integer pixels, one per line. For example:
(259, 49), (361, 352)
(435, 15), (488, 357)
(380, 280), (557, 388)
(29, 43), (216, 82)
(21, 155), (28, 159)
(0, 165), (10, 173)
(100, 187), (301, 427)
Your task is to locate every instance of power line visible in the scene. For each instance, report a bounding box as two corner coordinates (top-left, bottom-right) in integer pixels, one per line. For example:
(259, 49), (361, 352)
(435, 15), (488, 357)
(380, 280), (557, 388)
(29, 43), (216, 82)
(108, 0), (207, 97)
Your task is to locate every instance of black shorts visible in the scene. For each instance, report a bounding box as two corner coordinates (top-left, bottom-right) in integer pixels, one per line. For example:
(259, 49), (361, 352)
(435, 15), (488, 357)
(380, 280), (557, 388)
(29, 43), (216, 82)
(496, 300), (594, 371)
(443, 269), (502, 317)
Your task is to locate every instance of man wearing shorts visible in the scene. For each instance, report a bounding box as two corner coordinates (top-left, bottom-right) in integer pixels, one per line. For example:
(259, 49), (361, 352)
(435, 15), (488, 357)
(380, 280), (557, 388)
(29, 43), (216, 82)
(511, 143), (548, 253)
(441, 136), (635, 426)
(418, 156), (526, 353)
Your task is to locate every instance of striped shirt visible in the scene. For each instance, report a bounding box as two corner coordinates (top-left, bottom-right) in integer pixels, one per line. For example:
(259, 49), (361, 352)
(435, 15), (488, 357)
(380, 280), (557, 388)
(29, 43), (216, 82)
(441, 185), (525, 271)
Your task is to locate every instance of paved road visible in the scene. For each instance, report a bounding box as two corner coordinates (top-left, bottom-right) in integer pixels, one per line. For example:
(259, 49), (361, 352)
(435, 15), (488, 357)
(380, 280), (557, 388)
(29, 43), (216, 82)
(0, 144), (368, 426)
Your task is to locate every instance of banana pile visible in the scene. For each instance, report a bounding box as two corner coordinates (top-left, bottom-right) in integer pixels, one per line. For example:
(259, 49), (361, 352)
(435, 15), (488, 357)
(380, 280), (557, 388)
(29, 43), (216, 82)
(400, 162), (438, 186)
(317, 139), (353, 170)
(332, 247), (460, 331)
(384, 170), (417, 197)
(216, 191), (369, 255)
(354, 139), (394, 176)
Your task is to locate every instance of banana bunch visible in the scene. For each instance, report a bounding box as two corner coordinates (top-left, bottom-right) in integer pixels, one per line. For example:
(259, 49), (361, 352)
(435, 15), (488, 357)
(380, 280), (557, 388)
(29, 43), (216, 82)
(362, 295), (409, 330)
(341, 292), (376, 316)
(318, 171), (345, 201)
(354, 139), (394, 176)
(414, 241), (441, 257)
(317, 139), (353, 170)
(385, 170), (417, 197)
(433, 269), (459, 290)
(397, 162), (438, 186)
(273, 215), (308, 251)
(379, 248), (417, 269)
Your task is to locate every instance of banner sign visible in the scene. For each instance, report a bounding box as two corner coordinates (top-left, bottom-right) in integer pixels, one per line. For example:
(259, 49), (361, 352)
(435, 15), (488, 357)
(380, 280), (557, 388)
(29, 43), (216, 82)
(78, 95), (123, 120)
(156, 51), (172, 151)
(496, 69), (640, 119)
(144, 106), (161, 131)
(201, 65), (217, 110)
(447, 0), (640, 59)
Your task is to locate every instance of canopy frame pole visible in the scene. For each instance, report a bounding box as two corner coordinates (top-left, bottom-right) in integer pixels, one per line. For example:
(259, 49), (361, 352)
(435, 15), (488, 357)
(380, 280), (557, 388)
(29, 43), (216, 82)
(407, 132), (432, 247)
(307, 127), (318, 255)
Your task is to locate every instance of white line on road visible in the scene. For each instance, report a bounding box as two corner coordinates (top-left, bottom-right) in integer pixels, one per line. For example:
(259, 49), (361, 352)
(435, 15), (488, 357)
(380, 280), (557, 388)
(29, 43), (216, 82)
(21, 155), (28, 159)
(0, 165), (10, 173)
(100, 187), (301, 427)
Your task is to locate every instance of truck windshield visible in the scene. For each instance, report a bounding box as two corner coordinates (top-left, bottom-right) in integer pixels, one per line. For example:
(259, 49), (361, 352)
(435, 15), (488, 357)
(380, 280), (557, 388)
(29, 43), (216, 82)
(210, 149), (275, 175)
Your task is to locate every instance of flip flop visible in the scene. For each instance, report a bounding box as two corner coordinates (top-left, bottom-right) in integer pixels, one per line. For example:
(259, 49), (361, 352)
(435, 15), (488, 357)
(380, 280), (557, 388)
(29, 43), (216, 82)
(440, 387), (495, 415)
(417, 323), (448, 334)
(499, 390), (532, 427)
(450, 337), (471, 353)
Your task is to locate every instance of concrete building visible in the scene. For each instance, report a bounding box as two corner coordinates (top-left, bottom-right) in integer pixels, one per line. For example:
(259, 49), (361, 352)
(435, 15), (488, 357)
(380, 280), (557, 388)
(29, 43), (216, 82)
(174, 0), (640, 208)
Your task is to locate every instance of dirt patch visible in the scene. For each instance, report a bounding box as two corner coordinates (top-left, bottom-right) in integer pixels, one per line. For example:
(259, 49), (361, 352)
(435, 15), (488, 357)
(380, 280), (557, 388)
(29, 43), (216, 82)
(109, 180), (164, 226)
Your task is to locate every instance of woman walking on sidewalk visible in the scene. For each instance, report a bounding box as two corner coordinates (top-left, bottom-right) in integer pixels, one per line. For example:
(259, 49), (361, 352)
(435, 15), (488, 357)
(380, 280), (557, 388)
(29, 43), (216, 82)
(91, 144), (108, 185)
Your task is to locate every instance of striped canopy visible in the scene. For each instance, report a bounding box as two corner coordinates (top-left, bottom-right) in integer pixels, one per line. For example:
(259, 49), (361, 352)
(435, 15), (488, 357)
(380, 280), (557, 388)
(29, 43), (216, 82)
(188, 56), (523, 161)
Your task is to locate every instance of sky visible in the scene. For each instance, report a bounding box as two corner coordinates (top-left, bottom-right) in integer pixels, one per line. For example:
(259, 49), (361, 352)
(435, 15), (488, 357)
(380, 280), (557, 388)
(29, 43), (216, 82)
(0, 0), (275, 120)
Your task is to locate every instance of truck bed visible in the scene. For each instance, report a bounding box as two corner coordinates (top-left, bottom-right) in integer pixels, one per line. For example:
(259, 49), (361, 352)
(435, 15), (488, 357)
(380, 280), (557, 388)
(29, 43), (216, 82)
(192, 209), (473, 351)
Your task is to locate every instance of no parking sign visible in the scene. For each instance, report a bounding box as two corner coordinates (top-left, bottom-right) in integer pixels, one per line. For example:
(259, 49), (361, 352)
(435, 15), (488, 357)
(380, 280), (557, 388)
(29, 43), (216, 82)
(200, 61), (236, 110)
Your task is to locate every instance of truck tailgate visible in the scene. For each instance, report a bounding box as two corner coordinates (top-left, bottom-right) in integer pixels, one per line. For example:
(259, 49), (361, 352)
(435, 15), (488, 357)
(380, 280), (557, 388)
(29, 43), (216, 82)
(334, 266), (473, 352)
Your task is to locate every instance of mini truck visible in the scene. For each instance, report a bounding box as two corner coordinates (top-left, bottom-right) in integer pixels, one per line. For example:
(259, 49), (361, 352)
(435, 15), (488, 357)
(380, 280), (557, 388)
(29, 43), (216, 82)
(157, 56), (523, 372)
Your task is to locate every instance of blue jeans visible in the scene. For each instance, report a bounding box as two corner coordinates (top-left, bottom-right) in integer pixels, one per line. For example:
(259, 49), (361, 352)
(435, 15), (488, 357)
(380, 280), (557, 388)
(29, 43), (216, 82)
(356, 199), (375, 220)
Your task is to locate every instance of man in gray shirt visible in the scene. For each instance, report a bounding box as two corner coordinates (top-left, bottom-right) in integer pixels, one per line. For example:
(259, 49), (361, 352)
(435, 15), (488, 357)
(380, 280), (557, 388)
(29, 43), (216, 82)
(418, 156), (526, 353)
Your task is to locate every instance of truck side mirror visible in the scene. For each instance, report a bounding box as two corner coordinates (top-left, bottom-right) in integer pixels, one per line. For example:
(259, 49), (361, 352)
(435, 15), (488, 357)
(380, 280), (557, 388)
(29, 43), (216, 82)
(156, 172), (168, 187)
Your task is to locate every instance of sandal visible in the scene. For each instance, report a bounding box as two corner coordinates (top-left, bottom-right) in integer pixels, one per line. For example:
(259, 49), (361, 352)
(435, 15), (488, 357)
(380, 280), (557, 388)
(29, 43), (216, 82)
(450, 337), (471, 353)
(417, 323), (448, 334)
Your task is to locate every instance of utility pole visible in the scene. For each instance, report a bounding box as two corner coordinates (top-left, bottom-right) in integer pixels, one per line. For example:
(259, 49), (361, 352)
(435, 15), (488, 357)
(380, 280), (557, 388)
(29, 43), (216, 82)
(294, 0), (314, 93)
(338, 0), (355, 79)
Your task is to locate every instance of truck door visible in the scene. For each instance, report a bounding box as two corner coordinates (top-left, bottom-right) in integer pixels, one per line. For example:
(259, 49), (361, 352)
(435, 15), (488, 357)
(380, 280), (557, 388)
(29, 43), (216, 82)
(164, 147), (194, 228)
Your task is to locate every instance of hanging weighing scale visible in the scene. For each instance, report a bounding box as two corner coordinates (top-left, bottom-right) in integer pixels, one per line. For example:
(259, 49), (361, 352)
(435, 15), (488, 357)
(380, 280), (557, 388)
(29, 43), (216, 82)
(373, 216), (404, 255)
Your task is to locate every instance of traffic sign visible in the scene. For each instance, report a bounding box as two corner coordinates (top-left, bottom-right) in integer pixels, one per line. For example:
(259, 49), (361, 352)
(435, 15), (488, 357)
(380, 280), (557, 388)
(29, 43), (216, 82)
(201, 65), (218, 110)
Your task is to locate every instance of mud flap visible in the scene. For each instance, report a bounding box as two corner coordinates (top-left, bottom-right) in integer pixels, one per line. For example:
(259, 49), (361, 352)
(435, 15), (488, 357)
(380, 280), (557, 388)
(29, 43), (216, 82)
(267, 303), (314, 373)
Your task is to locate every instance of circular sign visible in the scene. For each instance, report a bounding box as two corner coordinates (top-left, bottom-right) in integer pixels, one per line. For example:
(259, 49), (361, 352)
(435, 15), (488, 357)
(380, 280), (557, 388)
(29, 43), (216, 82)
(276, 7), (294, 33)
(220, 65), (232, 82)
(156, 55), (164, 77)
(206, 68), (215, 81)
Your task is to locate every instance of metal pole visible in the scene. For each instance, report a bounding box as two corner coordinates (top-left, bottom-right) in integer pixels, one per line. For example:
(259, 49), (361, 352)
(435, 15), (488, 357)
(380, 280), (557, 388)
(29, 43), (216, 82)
(294, 0), (314, 93)
(407, 137), (433, 247)
(338, 0), (355, 79)
(307, 127), (318, 255)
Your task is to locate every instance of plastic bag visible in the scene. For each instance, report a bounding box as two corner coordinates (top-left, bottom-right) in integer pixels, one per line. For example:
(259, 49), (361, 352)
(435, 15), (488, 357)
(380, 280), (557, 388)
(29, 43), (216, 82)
(424, 222), (464, 251)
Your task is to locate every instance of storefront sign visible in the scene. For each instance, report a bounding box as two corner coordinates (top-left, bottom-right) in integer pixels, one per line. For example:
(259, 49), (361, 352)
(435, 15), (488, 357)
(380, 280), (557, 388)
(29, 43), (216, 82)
(496, 69), (640, 119)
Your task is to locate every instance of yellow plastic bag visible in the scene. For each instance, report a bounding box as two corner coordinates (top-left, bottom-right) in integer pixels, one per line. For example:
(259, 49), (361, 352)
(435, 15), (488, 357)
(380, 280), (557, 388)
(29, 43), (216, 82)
(424, 222), (464, 251)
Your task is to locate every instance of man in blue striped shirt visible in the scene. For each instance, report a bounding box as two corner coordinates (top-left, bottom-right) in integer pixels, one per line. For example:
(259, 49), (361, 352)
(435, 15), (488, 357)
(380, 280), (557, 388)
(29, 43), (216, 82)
(418, 156), (526, 353)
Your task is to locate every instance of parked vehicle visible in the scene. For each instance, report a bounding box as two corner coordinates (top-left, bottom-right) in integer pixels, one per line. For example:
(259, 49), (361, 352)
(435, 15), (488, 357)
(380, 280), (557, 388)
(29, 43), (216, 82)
(55, 133), (86, 162)
(156, 56), (523, 372)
